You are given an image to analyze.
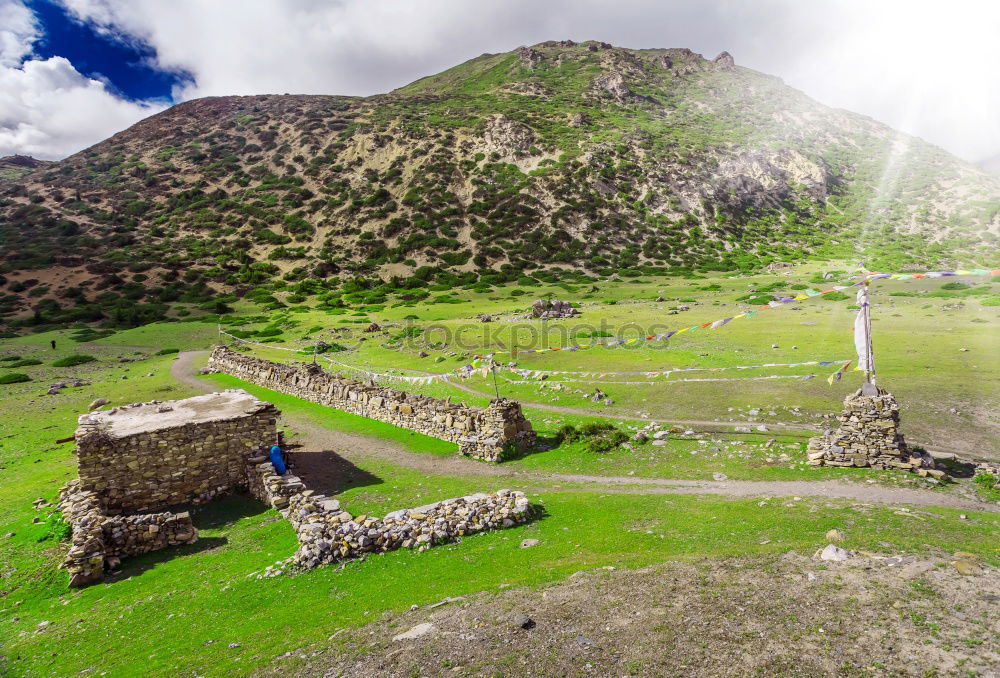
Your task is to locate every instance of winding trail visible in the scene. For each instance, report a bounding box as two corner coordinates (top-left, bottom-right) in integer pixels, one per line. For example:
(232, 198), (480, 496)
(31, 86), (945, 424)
(171, 351), (997, 513)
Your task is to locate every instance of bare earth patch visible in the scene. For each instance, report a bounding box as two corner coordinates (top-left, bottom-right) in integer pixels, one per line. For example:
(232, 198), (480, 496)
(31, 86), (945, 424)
(273, 552), (999, 677)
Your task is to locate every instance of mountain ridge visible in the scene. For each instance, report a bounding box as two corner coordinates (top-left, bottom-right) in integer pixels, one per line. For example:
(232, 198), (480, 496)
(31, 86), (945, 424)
(1, 40), (997, 330)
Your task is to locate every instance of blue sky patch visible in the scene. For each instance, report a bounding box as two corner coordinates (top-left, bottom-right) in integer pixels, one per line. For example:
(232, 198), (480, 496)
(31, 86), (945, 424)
(25, 0), (190, 102)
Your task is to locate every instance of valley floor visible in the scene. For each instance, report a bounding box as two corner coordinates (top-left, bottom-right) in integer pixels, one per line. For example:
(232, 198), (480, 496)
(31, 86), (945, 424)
(1, 265), (997, 676)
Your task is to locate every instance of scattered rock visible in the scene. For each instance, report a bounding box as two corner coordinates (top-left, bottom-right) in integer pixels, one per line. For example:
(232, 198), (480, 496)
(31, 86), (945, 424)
(515, 613), (535, 630)
(531, 299), (579, 319)
(712, 472), (728, 481)
(520, 538), (540, 549)
(393, 622), (436, 642)
(818, 544), (852, 561)
(825, 529), (845, 543)
(88, 398), (110, 411)
(952, 560), (981, 576)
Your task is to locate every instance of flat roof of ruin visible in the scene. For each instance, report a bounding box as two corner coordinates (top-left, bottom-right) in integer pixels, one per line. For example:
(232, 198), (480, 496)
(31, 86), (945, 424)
(77, 390), (271, 438)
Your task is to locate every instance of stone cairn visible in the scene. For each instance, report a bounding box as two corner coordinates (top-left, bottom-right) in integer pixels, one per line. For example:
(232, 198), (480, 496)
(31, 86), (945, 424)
(530, 299), (579, 319)
(807, 385), (940, 476)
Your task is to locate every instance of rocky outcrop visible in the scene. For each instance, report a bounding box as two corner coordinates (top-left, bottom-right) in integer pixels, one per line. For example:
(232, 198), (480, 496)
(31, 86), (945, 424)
(709, 149), (830, 212)
(483, 114), (536, 156)
(807, 386), (937, 473)
(518, 47), (543, 69)
(530, 299), (579, 319)
(592, 72), (634, 102)
(207, 346), (535, 461)
(712, 51), (735, 69)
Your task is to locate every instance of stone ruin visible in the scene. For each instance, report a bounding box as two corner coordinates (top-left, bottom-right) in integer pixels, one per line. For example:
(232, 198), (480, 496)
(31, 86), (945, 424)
(59, 389), (280, 586)
(58, 388), (533, 587)
(806, 384), (939, 475)
(207, 346), (535, 462)
(530, 299), (579, 319)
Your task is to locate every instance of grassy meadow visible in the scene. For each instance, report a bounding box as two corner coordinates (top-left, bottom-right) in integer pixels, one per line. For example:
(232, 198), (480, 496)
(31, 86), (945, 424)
(0, 263), (997, 675)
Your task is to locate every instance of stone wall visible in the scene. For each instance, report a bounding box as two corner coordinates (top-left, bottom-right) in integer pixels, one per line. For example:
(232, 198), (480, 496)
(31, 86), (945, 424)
(807, 385), (937, 473)
(286, 489), (531, 568)
(58, 481), (198, 587)
(74, 393), (279, 513)
(207, 346), (535, 462)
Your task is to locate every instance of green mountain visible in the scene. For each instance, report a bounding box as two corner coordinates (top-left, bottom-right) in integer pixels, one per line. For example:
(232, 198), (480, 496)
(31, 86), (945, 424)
(1, 40), (998, 330)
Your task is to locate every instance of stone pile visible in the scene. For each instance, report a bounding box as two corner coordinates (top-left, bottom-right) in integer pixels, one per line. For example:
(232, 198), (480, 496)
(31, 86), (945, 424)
(245, 456), (306, 509)
(530, 299), (579, 319)
(807, 385), (937, 473)
(207, 346), (535, 462)
(285, 489), (531, 568)
(74, 390), (279, 513)
(58, 480), (197, 587)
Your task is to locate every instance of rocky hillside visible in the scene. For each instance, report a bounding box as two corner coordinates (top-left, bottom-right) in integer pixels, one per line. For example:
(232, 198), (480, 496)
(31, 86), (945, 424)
(1, 40), (998, 330)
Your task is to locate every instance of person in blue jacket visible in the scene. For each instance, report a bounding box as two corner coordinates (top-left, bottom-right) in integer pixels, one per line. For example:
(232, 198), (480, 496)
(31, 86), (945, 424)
(268, 444), (286, 475)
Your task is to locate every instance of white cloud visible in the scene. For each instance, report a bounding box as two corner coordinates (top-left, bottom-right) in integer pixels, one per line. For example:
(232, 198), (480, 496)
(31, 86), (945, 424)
(0, 1), (166, 160)
(0, 56), (168, 160)
(0, 0), (38, 66)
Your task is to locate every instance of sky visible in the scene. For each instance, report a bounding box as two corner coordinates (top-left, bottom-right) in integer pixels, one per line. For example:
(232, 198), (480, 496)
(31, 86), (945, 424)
(1, 0), (998, 164)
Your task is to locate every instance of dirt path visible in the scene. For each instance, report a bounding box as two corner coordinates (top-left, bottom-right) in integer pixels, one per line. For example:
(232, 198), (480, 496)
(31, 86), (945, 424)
(171, 352), (998, 513)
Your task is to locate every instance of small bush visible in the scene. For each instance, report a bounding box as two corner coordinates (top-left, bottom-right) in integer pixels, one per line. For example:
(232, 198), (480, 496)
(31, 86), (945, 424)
(823, 292), (849, 301)
(0, 372), (31, 384)
(5, 358), (42, 367)
(155, 348), (180, 355)
(555, 422), (628, 453)
(0, 355), (21, 362)
(52, 354), (97, 367)
(940, 281), (970, 290)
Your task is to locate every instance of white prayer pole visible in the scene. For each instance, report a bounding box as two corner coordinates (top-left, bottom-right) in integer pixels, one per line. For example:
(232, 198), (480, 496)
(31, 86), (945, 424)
(862, 281), (876, 385)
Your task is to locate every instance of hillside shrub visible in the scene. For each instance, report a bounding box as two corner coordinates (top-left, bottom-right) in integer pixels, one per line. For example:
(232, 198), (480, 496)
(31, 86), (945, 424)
(0, 355), (21, 362)
(5, 358), (42, 367)
(52, 354), (97, 367)
(555, 423), (628, 453)
(155, 348), (180, 355)
(0, 373), (30, 384)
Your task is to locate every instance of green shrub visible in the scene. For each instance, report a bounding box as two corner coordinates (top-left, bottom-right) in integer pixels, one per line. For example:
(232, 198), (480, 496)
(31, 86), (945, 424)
(823, 292), (849, 301)
(155, 348), (180, 355)
(0, 355), (21, 362)
(940, 281), (970, 290)
(52, 354), (97, 367)
(555, 422), (628, 453)
(0, 372), (31, 384)
(5, 358), (42, 367)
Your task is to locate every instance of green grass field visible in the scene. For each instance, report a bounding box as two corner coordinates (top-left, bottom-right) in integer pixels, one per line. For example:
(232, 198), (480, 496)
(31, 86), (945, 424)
(1, 263), (997, 676)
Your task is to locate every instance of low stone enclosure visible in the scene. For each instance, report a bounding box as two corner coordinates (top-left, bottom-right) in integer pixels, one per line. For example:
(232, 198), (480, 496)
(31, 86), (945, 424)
(59, 389), (531, 587)
(807, 384), (940, 475)
(206, 345), (536, 462)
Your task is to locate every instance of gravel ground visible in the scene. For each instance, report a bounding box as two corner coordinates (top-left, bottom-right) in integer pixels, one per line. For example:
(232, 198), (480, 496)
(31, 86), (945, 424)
(268, 550), (999, 678)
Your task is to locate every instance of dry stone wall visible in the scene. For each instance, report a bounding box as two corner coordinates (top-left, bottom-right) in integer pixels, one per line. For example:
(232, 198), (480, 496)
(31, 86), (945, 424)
(207, 346), (535, 462)
(58, 481), (197, 587)
(807, 386), (938, 474)
(286, 489), (531, 568)
(74, 394), (279, 513)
